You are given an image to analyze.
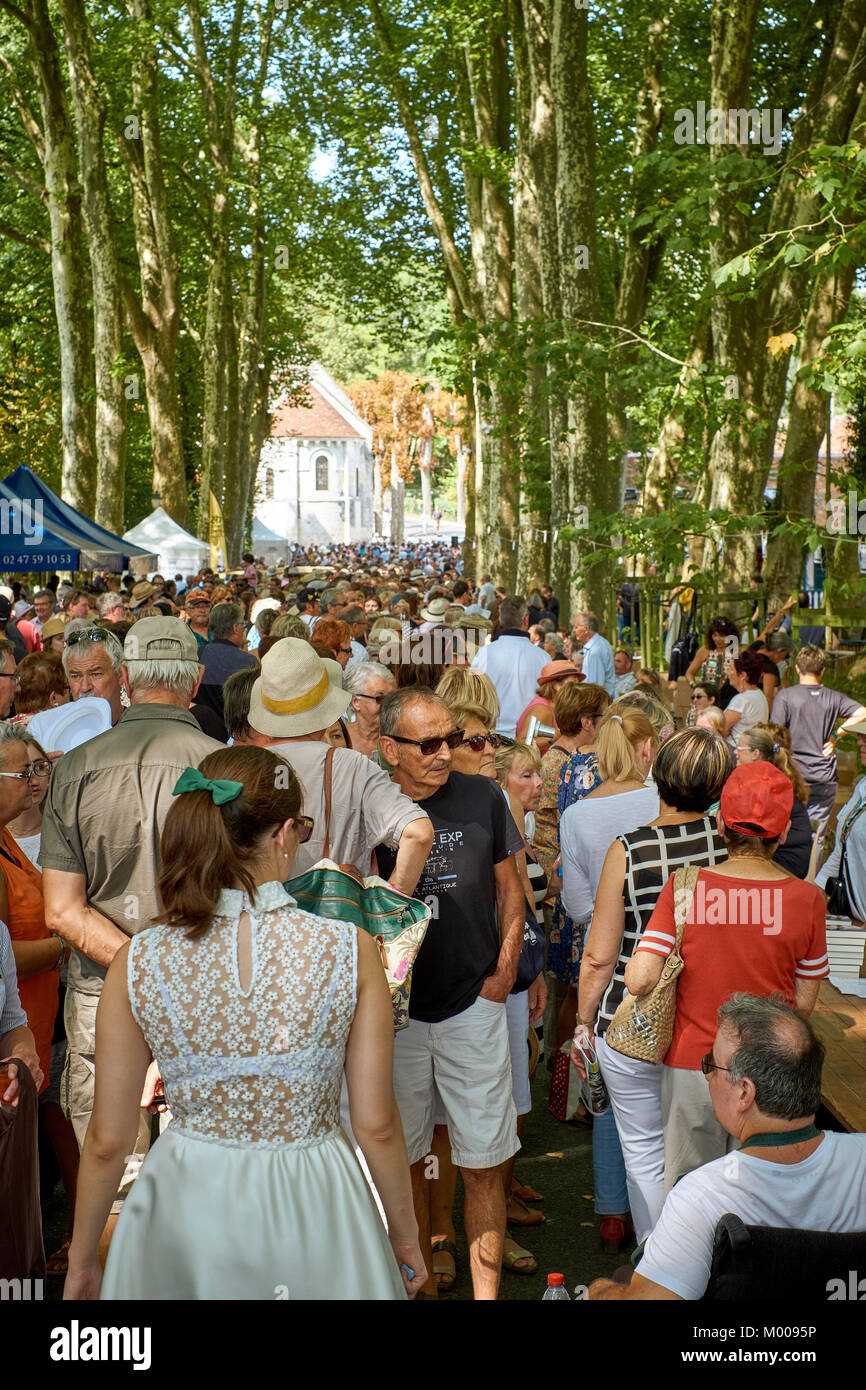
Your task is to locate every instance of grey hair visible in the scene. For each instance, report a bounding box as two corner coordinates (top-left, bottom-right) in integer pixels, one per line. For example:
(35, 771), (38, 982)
(62, 620), (125, 674)
(499, 595), (528, 629)
(319, 588), (340, 610)
(124, 660), (200, 700)
(379, 686), (447, 740)
(576, 611), (600, 633)
(0, 723), (49, 762)
(209, 602), (244, 642)
(717, 993), (825, 1120)
(97, 592), (125, 618)
(343, 661), (395, 697)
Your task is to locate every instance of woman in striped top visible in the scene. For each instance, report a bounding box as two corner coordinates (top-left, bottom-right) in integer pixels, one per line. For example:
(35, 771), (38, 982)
(576, 729), (733, 1242)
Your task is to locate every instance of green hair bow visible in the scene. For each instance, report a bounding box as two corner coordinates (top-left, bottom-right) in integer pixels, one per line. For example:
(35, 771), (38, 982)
(172, 766), (244, 805)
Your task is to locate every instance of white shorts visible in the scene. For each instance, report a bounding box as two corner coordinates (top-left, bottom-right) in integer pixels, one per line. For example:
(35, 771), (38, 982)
(393, 994), (520, 1169)
(506, 991), (532, 1116)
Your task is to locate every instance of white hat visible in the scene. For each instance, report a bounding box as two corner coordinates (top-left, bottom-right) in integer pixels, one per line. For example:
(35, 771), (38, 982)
(250, 596), (280, 625)
(248, 638), (350, 738)
(420, 597), (449, 623)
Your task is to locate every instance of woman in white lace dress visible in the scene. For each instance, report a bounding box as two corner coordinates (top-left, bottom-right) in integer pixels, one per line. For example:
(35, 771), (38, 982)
(64, 746), (424, 1300)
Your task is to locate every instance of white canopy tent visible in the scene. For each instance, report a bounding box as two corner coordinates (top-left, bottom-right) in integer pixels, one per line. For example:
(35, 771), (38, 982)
(252, 514), (289, 566)
(123, 507), (210, 579)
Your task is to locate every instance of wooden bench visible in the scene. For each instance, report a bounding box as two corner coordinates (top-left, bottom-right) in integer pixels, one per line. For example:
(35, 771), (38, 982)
(811, 981), (866, 1133)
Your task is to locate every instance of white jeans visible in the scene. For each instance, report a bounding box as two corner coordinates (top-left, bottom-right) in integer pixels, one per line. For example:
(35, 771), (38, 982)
(595, 1035), (665, 1243)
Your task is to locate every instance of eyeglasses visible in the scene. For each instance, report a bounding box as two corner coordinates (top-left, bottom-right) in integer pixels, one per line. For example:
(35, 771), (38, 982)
(0, 671), (20, 683)
(66, 626), (112, 646)
(388, 730), (463, 756)
(461, 732), (500, 752)
(691, 693), (707, 702)
(0, 760), (52, 782)
(700, 1053), (732, 1076)
(339, 647), (352, 655)
(356, 692), (386, 705)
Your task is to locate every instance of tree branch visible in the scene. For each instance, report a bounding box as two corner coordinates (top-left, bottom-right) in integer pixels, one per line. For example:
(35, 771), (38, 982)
(0, 216), (49, 253)
(0, 48), (46, 161)
(367, 0), (477, 319)
(0, 156), (44, 200)
(0, 0), (38, 39)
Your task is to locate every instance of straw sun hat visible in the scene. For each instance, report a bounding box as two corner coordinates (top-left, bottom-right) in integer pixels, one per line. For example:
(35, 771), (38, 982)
(248, 638), (350, 738)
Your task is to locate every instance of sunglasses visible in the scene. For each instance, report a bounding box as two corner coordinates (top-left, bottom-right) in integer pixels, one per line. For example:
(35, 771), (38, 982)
(389, 730), (463, 756)
(691, 693), (707, 701)
(275, 815), (314, 844)
(66, 626), (112, 646)
(700, 1053), (731, 1076)
(461, 732), (500, 752)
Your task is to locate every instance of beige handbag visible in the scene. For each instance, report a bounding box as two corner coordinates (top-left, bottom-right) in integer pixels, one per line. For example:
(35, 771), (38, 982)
(603, 864), (699, 1064)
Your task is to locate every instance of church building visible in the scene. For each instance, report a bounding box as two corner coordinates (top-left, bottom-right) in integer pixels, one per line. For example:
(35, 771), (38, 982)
(254, 364), (374, 546)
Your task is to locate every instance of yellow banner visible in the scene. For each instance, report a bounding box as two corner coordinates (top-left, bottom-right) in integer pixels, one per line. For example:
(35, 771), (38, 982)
(209, 491), (226, 573)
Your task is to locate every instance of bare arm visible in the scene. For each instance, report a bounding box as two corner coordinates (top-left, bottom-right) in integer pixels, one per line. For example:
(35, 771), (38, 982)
(623, 947), (665, 998)
(794, 976), (820, 1015)
(345, 930), (425, 1296)
(578, 841), (627, 1026)
(10, 935), (64, 980)
(64, 942), (151, 1299)
(588, 1272), (681, 1301)
(42, 867), (128, 969)
(506, 788), (535, 909)
(722, 706), (741, 736)
(389, 816), (434, 897)
(480, 854), (525, 1001)
(685, 646), (709, 683)
(756, 594), (795, 646)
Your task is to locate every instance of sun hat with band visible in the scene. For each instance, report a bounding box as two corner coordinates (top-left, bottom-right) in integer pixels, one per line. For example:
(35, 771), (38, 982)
(248, 638), (350, 738)
(719, 761), (793, 839)
(130, 580), (156, 609)
(420, 596), (449, 623)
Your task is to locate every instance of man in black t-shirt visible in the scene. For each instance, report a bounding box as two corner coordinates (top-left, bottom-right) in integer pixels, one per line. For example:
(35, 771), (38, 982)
(378, 688), (525, 1300)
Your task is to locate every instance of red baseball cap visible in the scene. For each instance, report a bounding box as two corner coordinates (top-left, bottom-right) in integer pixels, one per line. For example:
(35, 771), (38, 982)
(720, 762), (793, 839)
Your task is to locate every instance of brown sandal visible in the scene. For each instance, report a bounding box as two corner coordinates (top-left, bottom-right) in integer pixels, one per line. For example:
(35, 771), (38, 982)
(512, 1181), (543, 1204)
(505, 1194), (545, 1227)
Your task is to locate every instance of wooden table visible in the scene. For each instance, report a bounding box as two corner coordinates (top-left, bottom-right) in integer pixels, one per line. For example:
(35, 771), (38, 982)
(811, 981), (866, 1133)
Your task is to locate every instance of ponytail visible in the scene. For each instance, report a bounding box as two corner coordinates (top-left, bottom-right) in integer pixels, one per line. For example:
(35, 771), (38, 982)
(157, 746), (302, 937)
(596, 708), (657, 782)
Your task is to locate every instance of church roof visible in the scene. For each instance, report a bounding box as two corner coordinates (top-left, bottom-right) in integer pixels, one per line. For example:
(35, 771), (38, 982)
(270, 383), (362, 440)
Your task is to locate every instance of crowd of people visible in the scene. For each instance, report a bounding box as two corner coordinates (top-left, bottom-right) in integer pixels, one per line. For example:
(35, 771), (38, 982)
(0, 551), (865, 1302)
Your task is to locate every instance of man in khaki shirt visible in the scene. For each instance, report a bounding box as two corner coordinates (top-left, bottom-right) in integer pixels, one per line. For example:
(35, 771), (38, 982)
(40, 617), (221, 1245)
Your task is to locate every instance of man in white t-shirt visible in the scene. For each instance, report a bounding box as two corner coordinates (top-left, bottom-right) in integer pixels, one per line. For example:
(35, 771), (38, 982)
(471, 595), (548, 736)
(588, 994), (866, 1300)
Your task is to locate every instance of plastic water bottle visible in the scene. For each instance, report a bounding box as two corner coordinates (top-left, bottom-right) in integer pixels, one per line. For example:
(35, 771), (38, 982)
(542, 1273), (571, 1300)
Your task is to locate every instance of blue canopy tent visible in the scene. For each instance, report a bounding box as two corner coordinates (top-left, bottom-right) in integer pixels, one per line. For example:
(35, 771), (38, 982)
(0, 465), (157, 571)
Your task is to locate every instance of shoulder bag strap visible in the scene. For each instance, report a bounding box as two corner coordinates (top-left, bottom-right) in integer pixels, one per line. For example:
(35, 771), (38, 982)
(671, 864), (700, 953)
(322, 744), (335, 862)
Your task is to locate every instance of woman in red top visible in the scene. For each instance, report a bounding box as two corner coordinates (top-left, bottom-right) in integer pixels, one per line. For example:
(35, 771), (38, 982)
(0, 729), (65, 1087)
(625, 761), (828, 1194)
